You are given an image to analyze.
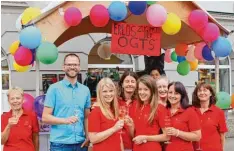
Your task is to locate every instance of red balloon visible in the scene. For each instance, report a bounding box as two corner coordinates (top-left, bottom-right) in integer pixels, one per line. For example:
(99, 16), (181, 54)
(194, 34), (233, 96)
(64, 7), (82, 26)
(23, 93), (34, 112)
(200, 23), (220, 42)
(188, 10), (208, 32)
(175, 43), (188, 56)
(14, 46), (33, 66)
(90, 4), (109, 27)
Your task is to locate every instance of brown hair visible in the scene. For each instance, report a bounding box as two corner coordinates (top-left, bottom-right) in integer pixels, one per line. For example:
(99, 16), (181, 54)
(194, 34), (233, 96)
(192, 82), (217, 108)
(64, 53), (80, 64)
(137, 75), (158, 125)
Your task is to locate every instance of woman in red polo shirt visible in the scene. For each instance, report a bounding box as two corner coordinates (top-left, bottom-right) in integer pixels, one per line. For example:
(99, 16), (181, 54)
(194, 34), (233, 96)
(165, 82), (201, 151)
(156, 76), (169, 107)
(192, 83), (228, 151)
(88, 78), (124, 151)
(1, 87), (39, 151)
(118, 71), (138, 151)
(127, 75), (169, 151)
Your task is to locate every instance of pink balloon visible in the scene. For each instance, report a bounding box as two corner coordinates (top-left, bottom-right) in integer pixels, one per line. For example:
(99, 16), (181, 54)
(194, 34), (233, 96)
(90, 4), (109, 27)
(164, 49), (172, 63)
(188, 10), (208, 32)
(146, 4), (167, 27)
(201, 23), (220, 42)
(14, 46), (33, 66)
(194, 42), (205, 61)
(23, 93), (34, 112)
(64, 7), (82, 26)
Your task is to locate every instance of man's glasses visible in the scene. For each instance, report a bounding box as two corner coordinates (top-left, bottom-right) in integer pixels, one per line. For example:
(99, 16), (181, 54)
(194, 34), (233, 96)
(64, 64), (79, 68)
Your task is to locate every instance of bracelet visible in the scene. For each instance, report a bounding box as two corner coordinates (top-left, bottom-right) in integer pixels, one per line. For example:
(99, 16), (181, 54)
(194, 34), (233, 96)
(176, 129), (180, 137)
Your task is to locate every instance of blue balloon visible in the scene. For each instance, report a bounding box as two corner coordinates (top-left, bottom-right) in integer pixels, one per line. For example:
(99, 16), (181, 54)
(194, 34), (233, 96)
(128, 1), (147, 15)
(19, 26), (42, 49)
(34, 95), (46, 119)
(177, 56), (186, 63)
(108, 1), (127, 21)
(211, 36), (232, 57)
(202, 45), (214, 61)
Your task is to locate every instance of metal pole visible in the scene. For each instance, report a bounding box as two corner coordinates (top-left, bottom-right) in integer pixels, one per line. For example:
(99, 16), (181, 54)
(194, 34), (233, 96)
(215, 57), (219, 93)
(35, 58), (40, 96)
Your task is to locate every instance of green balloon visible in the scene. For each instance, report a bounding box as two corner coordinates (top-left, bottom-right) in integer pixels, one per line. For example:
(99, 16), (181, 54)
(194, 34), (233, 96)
(171, 51), (177, 62)
(177, 61), (190, 76)
(216, 92), (231, 109)
(36, 42), (58, 64)
(147, 1), (156, 5)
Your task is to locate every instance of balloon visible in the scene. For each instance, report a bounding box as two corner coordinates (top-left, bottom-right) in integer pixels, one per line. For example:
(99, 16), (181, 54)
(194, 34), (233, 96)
(64, 7), (82, 26)
(164, 49), (172, 63)
(175, 43), (188, 56)
(36, 42), (58, 64)
(9, 41), (20, 55)
(128, 1), (147, 15)
(34, 95), (46, 119)
(194, 42), (205, 61)
(13, 61), (30, 72)
(171, 51), (177, 62)
(188, 9), (208, 32)
(97, 42), (112, 60)
(146, 4), (167, 27)
(108, 1), (127, 21)
(21, 7), (41, 25)
(23, 93), (35, 112)
(14, 46), (33, 66)
(177, 56), (186, 63)
(90, 5), (109, 27)
(147, 1), (156, 5)
(216, 92), (231, 109)
(162, 13), (181, 35)
(19, 26), (42, 49)
(202, 45), (214, 61)
(185, 45), (196, 62)
(177, 61), (190, 76)
(211, 36), (232, 57)
(188, 59), (198, 71)
(231, 94), (234, 108)
(201, 23), (220, 42)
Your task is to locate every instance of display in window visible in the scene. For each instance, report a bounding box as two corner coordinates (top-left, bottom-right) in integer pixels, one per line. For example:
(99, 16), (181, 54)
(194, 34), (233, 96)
(2, 74), (9, 90)
(42, 74), (58, 94)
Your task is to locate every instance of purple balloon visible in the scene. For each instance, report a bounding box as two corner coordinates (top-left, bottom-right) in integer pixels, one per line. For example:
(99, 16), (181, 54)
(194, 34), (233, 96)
(202, 45), (214, 61)
(34, 95), (46, 119)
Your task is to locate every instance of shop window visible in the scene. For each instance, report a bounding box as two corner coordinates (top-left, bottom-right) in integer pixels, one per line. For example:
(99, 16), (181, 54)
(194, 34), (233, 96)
(1, 59), (9, 70)
(2, 74), (9, 90)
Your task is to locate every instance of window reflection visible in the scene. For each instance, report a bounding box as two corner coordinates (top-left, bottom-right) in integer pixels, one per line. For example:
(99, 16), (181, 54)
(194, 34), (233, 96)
(2, 74), (9, 90)
(1, 60), (9, 70)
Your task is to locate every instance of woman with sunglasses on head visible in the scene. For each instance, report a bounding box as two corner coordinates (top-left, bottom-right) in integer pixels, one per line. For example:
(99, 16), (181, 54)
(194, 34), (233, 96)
(164, 82), (201, 151)
(192, 83), (228, 151)
(88, 78), (124, 151)
(126, 75), (169, 151)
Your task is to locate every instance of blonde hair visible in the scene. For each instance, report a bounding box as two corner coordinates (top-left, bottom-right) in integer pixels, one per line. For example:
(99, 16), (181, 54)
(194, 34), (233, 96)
(137, 75), (158, 125)
(7, 87), (24, 98)
(96, 78), (119, 120)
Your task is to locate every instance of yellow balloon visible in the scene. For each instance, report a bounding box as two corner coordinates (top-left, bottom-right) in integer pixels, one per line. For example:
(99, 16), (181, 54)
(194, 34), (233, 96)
(162, 13), (182, 35)
(189, 59), (198, 71)
(13, 61), (30, 72)
(9, 41), (20, 55)
(21, 7), (41, 25)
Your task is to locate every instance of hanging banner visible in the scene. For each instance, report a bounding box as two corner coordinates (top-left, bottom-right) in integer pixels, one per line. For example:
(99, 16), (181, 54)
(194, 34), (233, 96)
(111, 22), (161, 56)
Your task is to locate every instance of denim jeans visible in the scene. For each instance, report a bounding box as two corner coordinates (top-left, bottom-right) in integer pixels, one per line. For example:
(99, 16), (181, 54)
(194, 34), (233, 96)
(50, 142), (88, 151)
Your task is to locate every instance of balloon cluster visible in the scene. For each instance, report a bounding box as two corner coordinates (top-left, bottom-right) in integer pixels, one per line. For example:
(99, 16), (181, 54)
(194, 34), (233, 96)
(9, 7), (59, 72)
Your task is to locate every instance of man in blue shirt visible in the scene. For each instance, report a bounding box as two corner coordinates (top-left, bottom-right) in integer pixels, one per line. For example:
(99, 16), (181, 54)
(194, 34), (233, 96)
(42, 53), (91, 151)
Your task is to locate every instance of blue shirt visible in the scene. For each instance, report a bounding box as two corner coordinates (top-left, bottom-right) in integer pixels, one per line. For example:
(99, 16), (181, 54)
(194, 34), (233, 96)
(44, 79), (91, 144)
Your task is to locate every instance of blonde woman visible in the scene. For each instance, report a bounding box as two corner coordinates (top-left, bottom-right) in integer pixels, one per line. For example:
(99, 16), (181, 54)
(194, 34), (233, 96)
(156, 76), (169, 106)
(127, 75), (169, 151)
(88, 78), (124, 151)
(1, 87), (39, 151)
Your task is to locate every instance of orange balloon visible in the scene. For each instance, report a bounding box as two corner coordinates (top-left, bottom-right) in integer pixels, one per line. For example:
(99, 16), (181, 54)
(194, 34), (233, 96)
(231, 94), (234, 108)
(189, 59), (198, 71)
(175, 43), (188, 56)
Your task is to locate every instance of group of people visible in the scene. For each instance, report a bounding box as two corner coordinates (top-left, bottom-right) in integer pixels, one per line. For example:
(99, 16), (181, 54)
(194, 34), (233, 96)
(1, 53), (228, 151)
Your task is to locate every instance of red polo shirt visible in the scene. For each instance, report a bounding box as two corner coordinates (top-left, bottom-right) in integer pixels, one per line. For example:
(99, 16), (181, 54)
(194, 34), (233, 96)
(1, 109), (39, 151)
(131, 102), (167, 151)
(118, 98), (136, 150)
(165, 107), (201, 151)
(192, 105), (228, 151)
(88, 107), (121, 151)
